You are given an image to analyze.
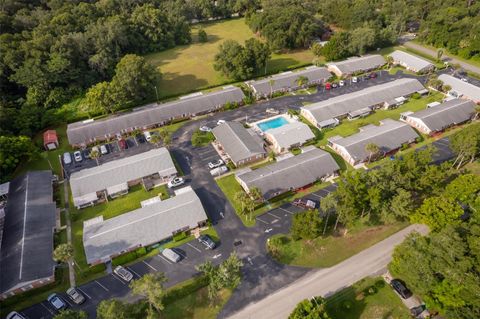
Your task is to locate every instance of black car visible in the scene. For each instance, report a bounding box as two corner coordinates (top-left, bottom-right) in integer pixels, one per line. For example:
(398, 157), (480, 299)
(198, 235), (216, 249)
(391, 279), (413, 299)
(410, 304), (426, 317)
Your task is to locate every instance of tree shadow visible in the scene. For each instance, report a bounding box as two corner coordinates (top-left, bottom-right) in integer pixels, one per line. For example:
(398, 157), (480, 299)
(325, 285), (367, 319)
(157, 73), (210, 98)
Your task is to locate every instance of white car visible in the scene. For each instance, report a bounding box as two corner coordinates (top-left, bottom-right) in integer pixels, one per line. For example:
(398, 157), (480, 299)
(6, 312), (26, 319)
(210, 165), (228, 176)
(461, 77), (468, 82)
(266, 108), (279, 114)
(114, 266), (133, 282)
(144, 131), (152, 141)
(167, 177), (185, 188)
(162, 248), (181, 263)
(339, 80), (345, 87)
(208, 159), (224, 169)
(199, 126), (212, 132)
(63, 152), (72, 165)
(216, 119), (226, 126)
(100, 145), (108, 155)
(352, 76), (358, 83)
(73, 151), (82, 162)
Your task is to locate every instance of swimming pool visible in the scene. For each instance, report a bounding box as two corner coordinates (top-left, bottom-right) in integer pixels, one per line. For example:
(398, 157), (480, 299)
(257, 117), (289, 132)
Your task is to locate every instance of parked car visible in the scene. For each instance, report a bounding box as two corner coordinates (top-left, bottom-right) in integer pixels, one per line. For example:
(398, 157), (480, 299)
(73, 151), (82, 162)
(325, 82), (331, 90)
(47, 293), (67, 311)
(162, 248), (181, 263)
(292, 198), (316, 209)
(266, 108), (280, 114)
(135, 134), (146, 144)
(144, 131), (152, 142)
(210, 165), (228, 176)
(369, 72), (377, 79)
(331, 82), (338, 88)
(208, 159), (224, 169)
(83, 149), (91, 159)
(461, 77), (468, 82)
(199, 126), (212, 132)
(6, 312), (27, 319)
(390, 279), (413, 299)
(118, 139), (127, 150)
(167, 177), (185, 188)
(114, 266), (133, 282)
(66, 287), (86, 305)
(216, 119), (226, 126)
(198, 234), (216, 249)
(352, 76), (358, 83)
(410, 305), (426, 317)
(100, 144), (108, 155)
(339, 80), (345, 87)
(63, 152), (72, 165)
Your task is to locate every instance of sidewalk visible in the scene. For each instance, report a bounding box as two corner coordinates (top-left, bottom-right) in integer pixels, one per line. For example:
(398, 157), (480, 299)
(63, 181), (76, 287)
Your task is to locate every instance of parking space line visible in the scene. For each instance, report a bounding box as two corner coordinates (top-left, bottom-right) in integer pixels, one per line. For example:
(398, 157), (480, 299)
(175, 250), (187, 259)
(112, 275), (127, 285)
(310, 193), (322, 199)
(128, 267), (142, 278)
(142, 260), (158, 271)
(279, 207), (294, 215)
(187, 242), (201, 252)
(158, 255), (173, 265)
(77, 287), (91, 299)
(64, 298), (73, 307)
(257, 217), (269, 224)
(40, 302), (55, 315)
(267, 212), (280, 219)
(95, 280), (109, 291)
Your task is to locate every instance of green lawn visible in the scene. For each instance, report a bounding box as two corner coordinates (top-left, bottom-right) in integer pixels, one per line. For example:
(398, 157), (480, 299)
(268, 222), (408, 268)
(191, 130), (215, 147)
(326, 277), (410, 319)
(314, 92), (444, 147)
(464, 161), (480, 175)
(145, 18), (315, 99)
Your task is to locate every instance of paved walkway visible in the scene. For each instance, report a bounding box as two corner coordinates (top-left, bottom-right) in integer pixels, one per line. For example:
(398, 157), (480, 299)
(63, 181), (76, 287)
(403, 41), (480, 75)
(227, 224), (429, 319)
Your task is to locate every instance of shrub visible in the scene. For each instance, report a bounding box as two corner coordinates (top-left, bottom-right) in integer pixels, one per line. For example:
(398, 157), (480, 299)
(173, 231), (188, 242)
(342, 300), (353, 309)
(411, 92), (421, 99)
(198, 28), (208, 43)
(375, 280), (386, 288)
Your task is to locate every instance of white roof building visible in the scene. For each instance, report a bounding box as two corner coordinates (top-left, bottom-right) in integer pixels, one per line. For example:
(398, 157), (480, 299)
(438, 74), (480, 103)
(389, 50), (434, 73)
(264, 121), (315, 153)
(326, 55), (386, 77)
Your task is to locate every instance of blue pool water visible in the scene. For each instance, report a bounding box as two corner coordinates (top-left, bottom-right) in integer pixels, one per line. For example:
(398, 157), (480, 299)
(257, 117), (289, 132)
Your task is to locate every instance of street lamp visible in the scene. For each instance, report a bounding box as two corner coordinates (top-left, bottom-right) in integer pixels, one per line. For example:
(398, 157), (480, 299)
(154, 86), (159, 104)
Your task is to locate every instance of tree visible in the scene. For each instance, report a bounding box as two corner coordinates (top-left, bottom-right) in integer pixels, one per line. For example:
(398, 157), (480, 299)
(291, 210), (323, 240)
(197, 260), (222, 304)
(295, 75), (309, 88)
(348, 25), (375, 55)
(54, 310), (87, 319)
(0, 135), (36, 182)
(437, 48), (444, 62)
(234, 191), (250, 219)
(130, 272), (167, 316)
(386, 55), (394, 67)
(269, 79), (276, 97)
(97, 299), (127, 319)
(218, 252), (243, 288)
(53, 243), (74, 264)
(90, 148), (100, 166)
(289, 296), (331, 319)
(150, 134), (161, 148)
(320, 193), (337, 235)
(320, 32), (351, 61)
(198, 28), (208, 42)
(450, 124), (480, 168)
(84, 81), (117, 114)
(411, 196), (464, 231)
(311, 42), (323, 57)
(365, 142), (380, 163)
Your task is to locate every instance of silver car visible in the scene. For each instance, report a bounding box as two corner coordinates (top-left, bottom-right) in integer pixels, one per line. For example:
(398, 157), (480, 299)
(162, 248), (181, 263)
(114, 266), (133, 282)
(63, 152), (72, 165)
(66, 287), (86, 305)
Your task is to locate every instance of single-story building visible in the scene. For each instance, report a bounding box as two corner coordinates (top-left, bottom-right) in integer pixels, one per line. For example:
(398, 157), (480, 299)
(326, 55), (386, 77)
(0, 171), (56, 300)
(401, 98), (476, 135)
(438, 74), (480, 103)
(301, 78), (425, 128)
(246, 66), (332, 98)
(389, 50), (435, 73)
(83, 187), (208, 265)
(43, 130), (59, 150)
(235, 146), (340, 199)
(264, 121), (315, 153)
(327, 119), (419, 166)
(67, 86), (245, 147)
(212, 121), (266, 167)
(70, 148), (177, 209)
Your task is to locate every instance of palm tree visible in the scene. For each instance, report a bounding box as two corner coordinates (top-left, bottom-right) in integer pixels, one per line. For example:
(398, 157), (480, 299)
(365, 143), (379, 163)
(436, 48), (444, 62)
(53, 243), (74, 264)
(295, 75), (309, 89)
(150, 134), (161, 148)
(269, 79), (275, 98)
(442, 84), (452, 93)
(386, 55), (394, 68)
(89, 148), (100, 166)
(234, 191), (249, 218)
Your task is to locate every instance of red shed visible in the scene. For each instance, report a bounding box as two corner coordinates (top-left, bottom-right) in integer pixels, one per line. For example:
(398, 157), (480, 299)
(43, 130), (59, 150)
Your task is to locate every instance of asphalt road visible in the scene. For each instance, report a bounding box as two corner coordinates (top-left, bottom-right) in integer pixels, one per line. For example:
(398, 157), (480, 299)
(15, 71), (454, 318)
(226, 224), (429, 319)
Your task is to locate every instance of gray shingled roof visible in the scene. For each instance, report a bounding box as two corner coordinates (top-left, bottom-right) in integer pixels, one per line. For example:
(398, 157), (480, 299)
(70, 148), (176, 207)
(236, 147), (339, 199)
(407, 98), (475, 132)
(264, 121), (315, 149)
(302, 78), (425, 123)
(329, 119), (419, 162)
(389, 50), (434, 72)
(212, 121), (265, 164)
(1, 171), (56, 294)
(438, 74), (480, 102)
(67, 86), (245, 145)
(327, 55), (386, 74)
(248, 67), (331, 95)
(83, 188), (207, 264)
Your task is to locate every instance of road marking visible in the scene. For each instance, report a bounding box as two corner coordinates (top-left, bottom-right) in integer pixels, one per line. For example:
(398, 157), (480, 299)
(40, 302), (54, 315)
(95, 280), (109, 291)
(279, 207), (294, 215)
(267, 212), (280, 219)
(64, 298), (73, 307)
(271, 219), (279, 224)
(310, 193), (322, 199)
(112, 275), (127, 285)
(175, 250), (187, 259)
(19, 175), (29, 279)
(77, 288), (91, 299)
(128, 267), (142, 278)
(158, 255), (173, 265)
(142, 260), (158, 271)
(213, 254), (222, 259)
(187, 243), (201, 252)
(256, 217), (269, 224)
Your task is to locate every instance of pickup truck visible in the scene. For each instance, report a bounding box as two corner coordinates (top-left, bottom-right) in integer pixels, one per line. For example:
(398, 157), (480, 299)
(292, 198), (316, 210)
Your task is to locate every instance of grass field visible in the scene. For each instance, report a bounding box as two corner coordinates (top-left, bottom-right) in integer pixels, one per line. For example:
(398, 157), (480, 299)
(326, 277), (410, 319)
(145, 18), (316, 98)
(268, 222), (408, 268)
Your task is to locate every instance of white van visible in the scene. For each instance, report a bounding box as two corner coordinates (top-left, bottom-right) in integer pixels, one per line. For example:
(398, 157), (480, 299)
(162, 248), (181, 263)
(144, 131), (152, 142)
(210, 165), (228, 176)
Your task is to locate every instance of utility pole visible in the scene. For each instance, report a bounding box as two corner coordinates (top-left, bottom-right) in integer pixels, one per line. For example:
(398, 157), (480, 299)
(154, 86), (159, 104)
